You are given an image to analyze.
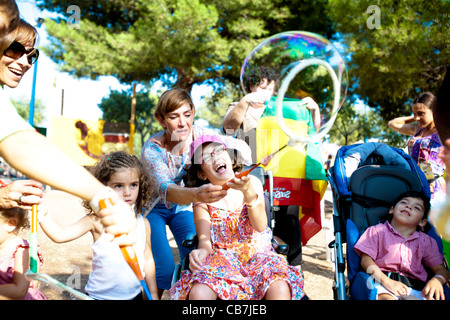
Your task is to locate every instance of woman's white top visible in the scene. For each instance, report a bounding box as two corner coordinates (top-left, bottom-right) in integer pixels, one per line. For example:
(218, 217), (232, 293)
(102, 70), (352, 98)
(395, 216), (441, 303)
(85, 215), (147, 300)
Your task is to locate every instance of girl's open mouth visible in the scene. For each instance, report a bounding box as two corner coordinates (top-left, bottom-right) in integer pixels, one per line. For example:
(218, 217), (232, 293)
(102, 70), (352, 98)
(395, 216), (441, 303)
(215, 163), (227, 174)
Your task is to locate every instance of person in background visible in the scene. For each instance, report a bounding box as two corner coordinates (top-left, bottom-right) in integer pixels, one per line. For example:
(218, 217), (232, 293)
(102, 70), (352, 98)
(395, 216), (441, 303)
(0, 207), (46, 300)
(388, 92), (446, 207)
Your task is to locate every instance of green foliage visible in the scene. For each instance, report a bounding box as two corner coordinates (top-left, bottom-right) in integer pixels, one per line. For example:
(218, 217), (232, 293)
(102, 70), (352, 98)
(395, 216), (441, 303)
(98, 88), (159, 154)
(328, 99), (407, 147)
(327, 0), (450, 120)
(11, 97), (46, 127)
(39, 0), (445, 149)
(37, 0), (333, 93)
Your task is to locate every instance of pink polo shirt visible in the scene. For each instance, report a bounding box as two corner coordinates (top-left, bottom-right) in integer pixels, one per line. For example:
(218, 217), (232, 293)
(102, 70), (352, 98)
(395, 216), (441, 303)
(354, 221), (443, 283)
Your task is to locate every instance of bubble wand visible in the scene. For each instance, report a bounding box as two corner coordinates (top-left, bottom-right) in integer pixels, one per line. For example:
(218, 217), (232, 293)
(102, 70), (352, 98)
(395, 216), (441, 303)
(26, 204), (93, 300)
(99, 198), (153, 300)
(222, 144), (288, 190)
(29, 204), (38, 273)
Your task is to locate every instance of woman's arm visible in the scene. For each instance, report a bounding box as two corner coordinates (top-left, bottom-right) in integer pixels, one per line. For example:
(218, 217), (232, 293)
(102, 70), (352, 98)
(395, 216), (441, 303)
(165, 183), (226, 205)
(141, 141), (225, 206)
(0, 130), (136, 245)
(0, 246), (30, 300)
(388, 115), (419, 136)
(143, 219), (158, 300)
(0, 130), (103, 200)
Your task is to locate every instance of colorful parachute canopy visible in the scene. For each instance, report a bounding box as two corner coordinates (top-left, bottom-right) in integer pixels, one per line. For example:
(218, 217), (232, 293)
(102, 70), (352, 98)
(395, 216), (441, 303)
(257, 97), (328, 245)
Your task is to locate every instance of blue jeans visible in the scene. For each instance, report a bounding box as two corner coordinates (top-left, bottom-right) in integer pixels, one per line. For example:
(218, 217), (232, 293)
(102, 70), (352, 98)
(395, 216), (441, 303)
(146, 204), (196, 290)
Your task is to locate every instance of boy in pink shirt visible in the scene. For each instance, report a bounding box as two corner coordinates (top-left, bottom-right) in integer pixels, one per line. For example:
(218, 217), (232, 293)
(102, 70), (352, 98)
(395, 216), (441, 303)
(354, 190), (449, 300)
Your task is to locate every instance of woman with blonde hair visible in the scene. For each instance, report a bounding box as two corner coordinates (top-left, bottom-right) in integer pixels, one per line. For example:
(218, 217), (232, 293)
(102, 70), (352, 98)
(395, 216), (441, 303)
(0, 16), (137, 248)
(0, 19), (39, 89)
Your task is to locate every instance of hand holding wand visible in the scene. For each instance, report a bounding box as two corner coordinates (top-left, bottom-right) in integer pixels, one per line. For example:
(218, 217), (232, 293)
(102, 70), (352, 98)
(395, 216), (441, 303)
(99, 198), (153, 300)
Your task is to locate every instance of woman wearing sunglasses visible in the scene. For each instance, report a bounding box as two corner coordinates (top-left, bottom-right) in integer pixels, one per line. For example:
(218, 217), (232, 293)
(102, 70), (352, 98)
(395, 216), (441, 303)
(0, 17), (137, 249)
(0, 20), (39, 89)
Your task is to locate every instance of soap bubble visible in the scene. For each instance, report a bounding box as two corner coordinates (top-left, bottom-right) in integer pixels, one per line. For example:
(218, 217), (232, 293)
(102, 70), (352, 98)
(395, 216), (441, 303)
(240, 31), (347, 143)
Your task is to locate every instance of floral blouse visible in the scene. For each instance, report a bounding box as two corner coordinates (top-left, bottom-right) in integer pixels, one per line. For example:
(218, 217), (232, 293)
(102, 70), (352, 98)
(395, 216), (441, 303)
(140, 126), (212, 209)
(140, 126), (253, 211)
(407, 129), (446, 199)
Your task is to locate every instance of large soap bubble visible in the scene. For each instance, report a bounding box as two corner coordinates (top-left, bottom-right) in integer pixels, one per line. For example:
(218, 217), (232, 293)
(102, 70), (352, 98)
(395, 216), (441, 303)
(240, 31), (347, 143)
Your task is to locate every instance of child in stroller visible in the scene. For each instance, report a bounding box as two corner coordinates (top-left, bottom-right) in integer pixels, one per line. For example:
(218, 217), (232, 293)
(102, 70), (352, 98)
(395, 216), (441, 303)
(328, 142), (449, 300)
(355, 190), (449, 300)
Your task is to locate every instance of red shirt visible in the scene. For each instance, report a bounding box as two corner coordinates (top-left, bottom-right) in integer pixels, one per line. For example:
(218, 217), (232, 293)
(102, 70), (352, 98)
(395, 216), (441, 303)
(354, 221), (443, 283)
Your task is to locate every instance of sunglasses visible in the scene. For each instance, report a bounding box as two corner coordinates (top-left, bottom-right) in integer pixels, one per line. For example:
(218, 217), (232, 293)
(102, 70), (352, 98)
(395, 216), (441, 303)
(3, 41), (39, 65)
(201, 144), (227, 164)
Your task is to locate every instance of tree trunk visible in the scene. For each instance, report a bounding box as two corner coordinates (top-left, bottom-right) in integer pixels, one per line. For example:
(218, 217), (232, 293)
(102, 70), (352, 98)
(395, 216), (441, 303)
(175, 68), (195, 94)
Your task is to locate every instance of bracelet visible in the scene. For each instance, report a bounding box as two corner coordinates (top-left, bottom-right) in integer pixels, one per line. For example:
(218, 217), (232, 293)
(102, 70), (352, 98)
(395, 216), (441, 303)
(89, 186), (115, 214)
(246, 194), (261, 209)
(434, 274), (447, 285)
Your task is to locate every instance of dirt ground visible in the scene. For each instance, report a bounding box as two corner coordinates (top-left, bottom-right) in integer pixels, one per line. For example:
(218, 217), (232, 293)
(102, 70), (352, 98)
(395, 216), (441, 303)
(23, 188), (336, 300)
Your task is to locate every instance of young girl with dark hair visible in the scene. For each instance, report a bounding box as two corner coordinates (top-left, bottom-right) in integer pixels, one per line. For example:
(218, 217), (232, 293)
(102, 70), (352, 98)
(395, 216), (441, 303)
(38, 151), (158, 300)
(170, 134), (305, 300)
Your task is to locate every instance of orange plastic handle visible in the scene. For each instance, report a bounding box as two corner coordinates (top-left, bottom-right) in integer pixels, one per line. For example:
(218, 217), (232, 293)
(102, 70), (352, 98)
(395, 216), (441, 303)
(221, 167), (253, 190)
(98, 198), (144, 281)
(31, 204), (38, 233)
(221, 144), (287, 190)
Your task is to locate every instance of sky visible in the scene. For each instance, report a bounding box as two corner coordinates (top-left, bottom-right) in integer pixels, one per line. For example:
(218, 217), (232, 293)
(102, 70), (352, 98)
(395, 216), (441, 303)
(6, 1), (210, 128)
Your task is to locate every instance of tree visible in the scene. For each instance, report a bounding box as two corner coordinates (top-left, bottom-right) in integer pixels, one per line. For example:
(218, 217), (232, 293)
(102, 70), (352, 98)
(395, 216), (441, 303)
(37, 0), (333, 94)
(196, 80), (241, 129)
(328, 100), (405, 147)
(98, 88), (159, 153)
(327, 0), (450, 120)
(11, 97), (46, 127)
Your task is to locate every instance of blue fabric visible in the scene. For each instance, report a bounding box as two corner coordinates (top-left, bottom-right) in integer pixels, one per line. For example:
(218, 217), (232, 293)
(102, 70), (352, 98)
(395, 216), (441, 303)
(346, 219), (361, 284)
(332, 143), (431, 198)
(351, 272), (377, 300)
(146, 204), (196, 290)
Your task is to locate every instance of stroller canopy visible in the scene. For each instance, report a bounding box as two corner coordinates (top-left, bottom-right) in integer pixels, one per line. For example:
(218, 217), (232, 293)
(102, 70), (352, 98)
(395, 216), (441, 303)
(331, 142), (431, 199)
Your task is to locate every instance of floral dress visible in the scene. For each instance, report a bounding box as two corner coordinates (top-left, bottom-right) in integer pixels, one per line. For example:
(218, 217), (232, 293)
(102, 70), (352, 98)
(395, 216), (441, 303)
(0, 238), (46, 300)
(407, 129), (446, 202)
(169, 203), (305, 300)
